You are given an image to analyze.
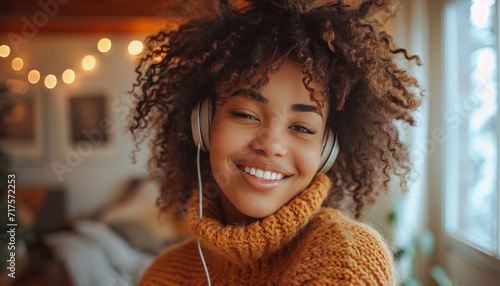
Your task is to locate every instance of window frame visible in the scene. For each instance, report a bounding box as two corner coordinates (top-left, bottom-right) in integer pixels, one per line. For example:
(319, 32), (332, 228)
(442, 0), (500, 272)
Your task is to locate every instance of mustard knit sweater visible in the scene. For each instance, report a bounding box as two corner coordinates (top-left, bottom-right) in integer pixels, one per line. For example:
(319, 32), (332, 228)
(140, 174), (396, 285)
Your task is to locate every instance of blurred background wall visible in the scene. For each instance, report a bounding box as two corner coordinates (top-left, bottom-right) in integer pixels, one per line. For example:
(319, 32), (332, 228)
(1, 34), (149, 215)
(0, 0), (174, 216)
(0, 0), (500, 286)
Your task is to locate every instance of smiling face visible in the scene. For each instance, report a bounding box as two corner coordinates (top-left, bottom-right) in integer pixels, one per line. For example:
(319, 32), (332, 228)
(209, 60), (329, 223)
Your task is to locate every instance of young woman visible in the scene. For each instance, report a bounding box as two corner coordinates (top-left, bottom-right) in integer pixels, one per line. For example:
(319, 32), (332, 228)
(130, 0), (422, 284)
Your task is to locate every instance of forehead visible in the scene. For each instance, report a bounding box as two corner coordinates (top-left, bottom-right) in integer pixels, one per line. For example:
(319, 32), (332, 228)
(259, 60), (328, 112)
(219, 59), (328, 109)
(261, 61), (314, 100)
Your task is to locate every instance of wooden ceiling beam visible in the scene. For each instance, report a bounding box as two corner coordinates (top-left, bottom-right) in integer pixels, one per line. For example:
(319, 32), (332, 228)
(0, 16), (176, 34)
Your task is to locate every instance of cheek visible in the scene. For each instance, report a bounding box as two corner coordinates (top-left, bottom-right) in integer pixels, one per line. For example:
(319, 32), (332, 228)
(294, 144), (323, 175)
(209, 128), (228, 167)
(209, 121), (251, 169)
(209, 124), (256, 190)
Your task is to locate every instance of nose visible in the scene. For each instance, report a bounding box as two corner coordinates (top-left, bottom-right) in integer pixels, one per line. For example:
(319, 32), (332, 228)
(249, 128), (287, 157)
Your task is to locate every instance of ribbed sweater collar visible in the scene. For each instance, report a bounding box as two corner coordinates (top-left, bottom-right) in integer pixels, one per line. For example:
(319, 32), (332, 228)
(187, 173), (331, 263)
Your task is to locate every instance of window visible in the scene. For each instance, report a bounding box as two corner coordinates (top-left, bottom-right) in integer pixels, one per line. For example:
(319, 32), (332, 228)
(444, 0), (499, 257)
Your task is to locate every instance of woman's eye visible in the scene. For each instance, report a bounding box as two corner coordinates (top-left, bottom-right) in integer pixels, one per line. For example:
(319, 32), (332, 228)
(290, 125), (317, 135)
(230, 111), (258, 121)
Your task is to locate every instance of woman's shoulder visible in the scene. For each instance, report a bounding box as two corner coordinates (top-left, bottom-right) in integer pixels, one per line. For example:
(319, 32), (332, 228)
(306, 208), (394, 257)
(139, 238), (201, 286)
(287, 208), (396, 285)
(311, 208), (391, 243)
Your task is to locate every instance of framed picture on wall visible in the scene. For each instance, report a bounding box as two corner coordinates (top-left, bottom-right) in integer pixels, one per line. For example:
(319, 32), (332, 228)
(57, 86), (118, 166)
(0, 85), (44, 164)
(69, 94), (109, 146)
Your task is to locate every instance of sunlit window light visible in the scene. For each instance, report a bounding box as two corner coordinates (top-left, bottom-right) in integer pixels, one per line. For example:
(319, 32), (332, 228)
(12, 58), (24, 71)
(44, 74), (57, 89)
(62, 69), (76, 84)
(128, 40), (144, 56)
(98, 38), (112, 53)
(28, 70), (41, 84)
(0, 45), (10, 57)
(444, 0), (499, 255)
(82, 55), (96, 71)
(470, 0), (495, 28)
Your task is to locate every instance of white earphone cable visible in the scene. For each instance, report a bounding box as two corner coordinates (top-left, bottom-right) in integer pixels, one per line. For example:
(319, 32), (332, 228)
(196, 143), (212, 286)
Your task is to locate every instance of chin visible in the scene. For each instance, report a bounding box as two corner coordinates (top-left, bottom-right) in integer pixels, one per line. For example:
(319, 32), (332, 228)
(237, 203), (280, 219)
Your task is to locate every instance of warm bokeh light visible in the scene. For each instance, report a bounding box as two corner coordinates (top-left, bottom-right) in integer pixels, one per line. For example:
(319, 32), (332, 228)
(98, 38), (112, 53)
(12, 57), (24, 71)
(44, 74), (57, 89)
(62, 69), (76, 84)
(28, 70), (41, 84)
(128, 40), (144, 56)
(0, 45), (10, 57)
(6, 79), (28, 94)
(151, 47), (166, 64)
(5, 79), (15, 90)
(5, 103), (26, 123)
(82, 55), (96, 71)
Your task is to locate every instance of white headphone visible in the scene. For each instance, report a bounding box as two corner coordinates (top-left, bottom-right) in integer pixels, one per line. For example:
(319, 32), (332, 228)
(190, 97), (340, 173)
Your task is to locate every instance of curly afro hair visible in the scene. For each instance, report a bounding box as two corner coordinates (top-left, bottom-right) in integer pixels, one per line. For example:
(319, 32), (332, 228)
(130, 0), (422, 219)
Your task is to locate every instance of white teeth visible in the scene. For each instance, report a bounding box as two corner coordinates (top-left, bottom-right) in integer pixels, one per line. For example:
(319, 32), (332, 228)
(241, 166), (285, 180)
(263, 171), (271, 180)
(255, 169), (264, 178)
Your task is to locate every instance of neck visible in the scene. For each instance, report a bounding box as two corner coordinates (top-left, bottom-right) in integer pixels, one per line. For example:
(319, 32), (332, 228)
(187, 173), (333, 263)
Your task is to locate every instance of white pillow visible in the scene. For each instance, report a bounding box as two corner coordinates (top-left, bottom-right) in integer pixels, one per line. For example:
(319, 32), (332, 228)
(72, 219), (153, 281)
(99, 180), (183, 243)
(44, 231), (119, 286)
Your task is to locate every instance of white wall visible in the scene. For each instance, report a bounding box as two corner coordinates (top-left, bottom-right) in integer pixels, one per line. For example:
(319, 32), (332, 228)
(1, 34), (150, 216)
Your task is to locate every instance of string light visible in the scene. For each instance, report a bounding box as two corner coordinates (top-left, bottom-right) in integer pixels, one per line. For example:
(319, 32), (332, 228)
(44, 74), (57, 89)
(12, 58), (23, 71)
(28, 70), (41, 84)
(0, 45), (10, 57)
(128, 40), (144, 56)
(82, 55), (96, 71)
(98, 38), (112, 53)
(4, 37), (143, 87)
(62, 69), (76, 84)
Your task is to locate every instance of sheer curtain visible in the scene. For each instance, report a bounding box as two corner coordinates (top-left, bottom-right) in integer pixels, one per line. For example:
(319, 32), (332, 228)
(392, 0), (431, 282)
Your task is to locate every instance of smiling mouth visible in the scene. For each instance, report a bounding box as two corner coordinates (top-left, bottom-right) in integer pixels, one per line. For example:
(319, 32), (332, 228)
(237, 165), (288, 181)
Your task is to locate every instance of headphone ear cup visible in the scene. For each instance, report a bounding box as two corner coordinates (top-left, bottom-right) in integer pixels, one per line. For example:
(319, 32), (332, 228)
(318, 128), (340, 173)
(190, 98), (212, 152)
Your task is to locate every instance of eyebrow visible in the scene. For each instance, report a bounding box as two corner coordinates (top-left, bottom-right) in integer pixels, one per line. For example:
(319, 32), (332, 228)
(230, 89), (323, 118)
(291, 104), (323, 118)
(230, 89), (268, 104)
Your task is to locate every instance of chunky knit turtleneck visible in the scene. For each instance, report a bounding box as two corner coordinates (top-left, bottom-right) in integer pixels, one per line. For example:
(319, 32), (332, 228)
(140, 174), (396, 285)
